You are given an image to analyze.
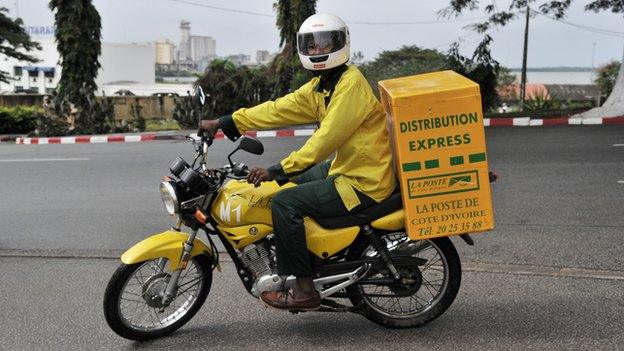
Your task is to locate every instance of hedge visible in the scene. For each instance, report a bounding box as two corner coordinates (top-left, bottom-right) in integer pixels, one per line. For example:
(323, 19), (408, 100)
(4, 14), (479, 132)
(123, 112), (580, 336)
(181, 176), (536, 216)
(0, 106), (43, 134)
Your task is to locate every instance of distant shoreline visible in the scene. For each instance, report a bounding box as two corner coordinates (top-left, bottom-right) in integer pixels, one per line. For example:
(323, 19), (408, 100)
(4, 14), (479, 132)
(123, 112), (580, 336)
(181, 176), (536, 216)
(509, 67), (594, 72)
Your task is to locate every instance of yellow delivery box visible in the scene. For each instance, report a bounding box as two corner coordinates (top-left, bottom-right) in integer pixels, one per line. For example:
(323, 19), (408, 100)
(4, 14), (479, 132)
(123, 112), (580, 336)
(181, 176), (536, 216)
(379, 70), (494, 240)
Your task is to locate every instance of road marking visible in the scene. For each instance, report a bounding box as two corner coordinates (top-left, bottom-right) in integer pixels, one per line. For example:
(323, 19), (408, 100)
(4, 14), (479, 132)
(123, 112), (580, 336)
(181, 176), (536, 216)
(613, 144), (624, 147)
(0, 158), (89, 163)
(464, 261), (624, 281)
(618, 181), (624, 184)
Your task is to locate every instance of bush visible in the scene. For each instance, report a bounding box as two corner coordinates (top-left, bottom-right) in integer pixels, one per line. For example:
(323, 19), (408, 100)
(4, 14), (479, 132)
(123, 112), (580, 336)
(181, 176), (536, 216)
(0, 106), (43, 134)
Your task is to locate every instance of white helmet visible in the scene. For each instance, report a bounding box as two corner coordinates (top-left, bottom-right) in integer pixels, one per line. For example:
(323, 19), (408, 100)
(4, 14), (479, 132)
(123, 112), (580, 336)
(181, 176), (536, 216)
(297, 13), (350, 71)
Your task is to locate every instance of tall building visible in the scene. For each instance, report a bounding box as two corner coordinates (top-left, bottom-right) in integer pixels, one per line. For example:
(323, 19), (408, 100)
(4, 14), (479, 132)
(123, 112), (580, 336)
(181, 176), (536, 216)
(179, 20), (191, 62)
(155, 39), (174, 65)
(190, 35), (216, 62)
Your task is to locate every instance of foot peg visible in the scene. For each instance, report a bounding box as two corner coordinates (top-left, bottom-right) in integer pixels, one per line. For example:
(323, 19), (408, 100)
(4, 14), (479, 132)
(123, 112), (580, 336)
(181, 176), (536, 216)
(315, 263), (370, 299)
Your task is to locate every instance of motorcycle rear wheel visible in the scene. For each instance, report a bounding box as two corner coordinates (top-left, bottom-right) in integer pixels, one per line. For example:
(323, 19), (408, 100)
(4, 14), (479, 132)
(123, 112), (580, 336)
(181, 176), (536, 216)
(347, 233), (461, 328)
(103, 255), (212, 340)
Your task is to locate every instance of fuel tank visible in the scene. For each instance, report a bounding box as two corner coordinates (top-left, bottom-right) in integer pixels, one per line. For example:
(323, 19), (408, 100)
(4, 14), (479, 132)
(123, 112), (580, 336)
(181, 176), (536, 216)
(211, 179), (291, 228)
(211, 179), (360, 258)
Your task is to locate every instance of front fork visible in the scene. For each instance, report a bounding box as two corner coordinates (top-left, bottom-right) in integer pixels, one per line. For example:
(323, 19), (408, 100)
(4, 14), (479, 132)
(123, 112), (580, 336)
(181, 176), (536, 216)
(161, 219), (197, 306)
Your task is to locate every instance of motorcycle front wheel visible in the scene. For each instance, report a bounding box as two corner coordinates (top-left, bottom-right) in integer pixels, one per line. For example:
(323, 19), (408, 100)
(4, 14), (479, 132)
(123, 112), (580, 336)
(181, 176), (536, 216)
(347, 233), (461, 328)
(103, 255), (212, 340)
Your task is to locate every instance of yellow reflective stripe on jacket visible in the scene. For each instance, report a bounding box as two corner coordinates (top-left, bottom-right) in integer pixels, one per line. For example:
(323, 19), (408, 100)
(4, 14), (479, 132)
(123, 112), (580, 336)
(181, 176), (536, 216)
(231, 65), (396, 210)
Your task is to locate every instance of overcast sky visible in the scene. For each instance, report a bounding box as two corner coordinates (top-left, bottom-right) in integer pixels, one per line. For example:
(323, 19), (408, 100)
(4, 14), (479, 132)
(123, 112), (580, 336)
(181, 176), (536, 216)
(3, 0), (624, 68)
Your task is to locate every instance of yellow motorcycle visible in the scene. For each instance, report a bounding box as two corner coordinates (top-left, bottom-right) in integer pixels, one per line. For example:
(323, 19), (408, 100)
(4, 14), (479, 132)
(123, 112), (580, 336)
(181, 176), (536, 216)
(103, 90), (476, 341)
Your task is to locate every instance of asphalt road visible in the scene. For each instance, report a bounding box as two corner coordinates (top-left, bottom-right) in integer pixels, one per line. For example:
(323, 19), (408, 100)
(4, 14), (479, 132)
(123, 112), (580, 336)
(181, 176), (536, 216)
(0, 257), (622, 351)
(0, 126), (623, 350)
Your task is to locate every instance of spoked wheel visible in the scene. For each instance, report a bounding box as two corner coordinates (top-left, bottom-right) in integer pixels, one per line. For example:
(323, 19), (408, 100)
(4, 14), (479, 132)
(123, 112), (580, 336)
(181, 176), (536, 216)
(347, 232), (461, 328)
(103, 255), (212, 340)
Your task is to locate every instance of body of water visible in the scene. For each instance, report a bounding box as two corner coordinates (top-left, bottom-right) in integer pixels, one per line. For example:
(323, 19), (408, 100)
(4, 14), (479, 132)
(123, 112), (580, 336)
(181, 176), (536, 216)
(512, 71), (594, 85)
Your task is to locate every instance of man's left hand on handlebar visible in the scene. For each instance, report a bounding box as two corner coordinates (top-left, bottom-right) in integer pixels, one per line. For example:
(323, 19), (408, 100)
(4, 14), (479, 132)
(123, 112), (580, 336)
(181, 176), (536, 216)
(198, 119), (220, 136)
(247, 167), (273, 187)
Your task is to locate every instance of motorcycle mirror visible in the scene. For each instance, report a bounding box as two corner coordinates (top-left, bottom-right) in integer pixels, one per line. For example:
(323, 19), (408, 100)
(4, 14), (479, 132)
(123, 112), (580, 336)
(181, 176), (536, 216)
(194, 86), (206, 107)
(238, 136), (264, 155)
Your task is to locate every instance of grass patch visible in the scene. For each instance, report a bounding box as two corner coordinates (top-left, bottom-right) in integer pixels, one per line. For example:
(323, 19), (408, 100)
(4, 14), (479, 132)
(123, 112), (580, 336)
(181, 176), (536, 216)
(145, 119), (181, 132)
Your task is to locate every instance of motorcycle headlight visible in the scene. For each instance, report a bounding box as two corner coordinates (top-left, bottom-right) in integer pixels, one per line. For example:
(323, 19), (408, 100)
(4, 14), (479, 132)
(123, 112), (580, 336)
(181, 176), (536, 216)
(159, 181), (179, 215)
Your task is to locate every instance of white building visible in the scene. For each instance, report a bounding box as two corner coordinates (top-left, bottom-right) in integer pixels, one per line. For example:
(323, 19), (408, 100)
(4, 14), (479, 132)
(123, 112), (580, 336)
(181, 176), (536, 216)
(0, 38), (155, 95)
(98, 42), (155, 87)
(178, 20), (191, 62)
(155, 39), (174, 65)
(190, 35), (216, 62)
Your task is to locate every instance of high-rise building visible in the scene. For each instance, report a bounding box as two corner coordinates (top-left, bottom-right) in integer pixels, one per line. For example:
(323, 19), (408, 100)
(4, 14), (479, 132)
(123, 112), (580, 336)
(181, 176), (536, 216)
(179, 20), (191, 62)
(155, 39), (174, 65)
(256, 50), (270, 64)
(190, 35), (216, 62)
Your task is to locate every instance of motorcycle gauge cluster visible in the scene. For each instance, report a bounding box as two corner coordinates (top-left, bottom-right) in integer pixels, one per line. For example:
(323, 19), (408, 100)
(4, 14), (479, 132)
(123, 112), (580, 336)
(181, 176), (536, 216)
(169, 157), (205, 192)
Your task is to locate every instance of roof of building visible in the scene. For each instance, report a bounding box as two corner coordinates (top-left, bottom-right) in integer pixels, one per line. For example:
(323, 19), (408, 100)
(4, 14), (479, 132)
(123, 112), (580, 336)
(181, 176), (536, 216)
(498, 84), (600, 101)
(543, 84), (601, 100)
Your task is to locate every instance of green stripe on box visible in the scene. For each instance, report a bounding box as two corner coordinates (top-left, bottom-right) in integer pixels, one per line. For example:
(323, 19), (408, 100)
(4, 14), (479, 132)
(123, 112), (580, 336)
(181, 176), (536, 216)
(424, 159), (439, 169)
(402, 162), (421, 172)
(469, 152), (487, 163)
(450, 156), (464, 166)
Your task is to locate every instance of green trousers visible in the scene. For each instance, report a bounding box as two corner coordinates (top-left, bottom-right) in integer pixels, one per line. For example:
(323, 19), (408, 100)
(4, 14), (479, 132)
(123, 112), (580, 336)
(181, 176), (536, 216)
(271, 160), (377, 277)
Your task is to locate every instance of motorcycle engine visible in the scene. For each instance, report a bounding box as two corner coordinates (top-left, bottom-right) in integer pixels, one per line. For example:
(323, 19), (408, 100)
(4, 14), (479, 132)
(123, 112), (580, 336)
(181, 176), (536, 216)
(239, 241), (273, 279)
(239, 239), (295, 297)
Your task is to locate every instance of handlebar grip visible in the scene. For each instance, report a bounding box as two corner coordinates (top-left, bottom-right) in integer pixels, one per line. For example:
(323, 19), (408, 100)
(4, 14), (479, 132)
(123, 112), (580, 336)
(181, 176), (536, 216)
(232, 164), (249, 177)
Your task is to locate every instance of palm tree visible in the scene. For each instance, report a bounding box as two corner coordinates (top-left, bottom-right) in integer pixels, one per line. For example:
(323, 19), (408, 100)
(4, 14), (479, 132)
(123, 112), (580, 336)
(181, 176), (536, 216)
(49, 0), (103, 133)
(271, 0), (317, 97)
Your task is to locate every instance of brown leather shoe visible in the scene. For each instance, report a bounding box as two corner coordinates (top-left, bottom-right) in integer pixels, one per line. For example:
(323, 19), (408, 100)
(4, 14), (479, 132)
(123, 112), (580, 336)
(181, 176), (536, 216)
(260, 289), (321, 311)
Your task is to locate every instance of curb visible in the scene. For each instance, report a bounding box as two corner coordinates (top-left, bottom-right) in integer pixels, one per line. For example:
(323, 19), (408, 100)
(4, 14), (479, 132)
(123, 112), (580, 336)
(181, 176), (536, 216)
(13, 128), (317, 145)
(9, 116), (624, 145)
(484, 116), (624, 127)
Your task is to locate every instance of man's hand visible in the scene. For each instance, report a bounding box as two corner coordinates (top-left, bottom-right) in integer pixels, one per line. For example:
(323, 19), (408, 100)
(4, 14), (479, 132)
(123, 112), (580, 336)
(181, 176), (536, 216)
(247, 167), (273, 187)
(198, 119), (220, 136)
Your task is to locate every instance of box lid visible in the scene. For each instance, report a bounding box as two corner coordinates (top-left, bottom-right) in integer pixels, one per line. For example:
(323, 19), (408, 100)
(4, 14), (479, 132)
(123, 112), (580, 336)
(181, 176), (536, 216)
(378, 70), (480, 107)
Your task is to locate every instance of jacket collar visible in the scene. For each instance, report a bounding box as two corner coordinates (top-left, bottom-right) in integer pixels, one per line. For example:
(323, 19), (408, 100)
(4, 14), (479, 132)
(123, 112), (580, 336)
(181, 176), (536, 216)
(314, 64), (349, 93)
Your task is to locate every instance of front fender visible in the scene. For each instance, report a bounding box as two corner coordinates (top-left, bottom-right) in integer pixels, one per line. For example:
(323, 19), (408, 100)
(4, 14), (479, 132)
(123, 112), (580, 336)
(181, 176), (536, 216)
(121, 230), (214, 271)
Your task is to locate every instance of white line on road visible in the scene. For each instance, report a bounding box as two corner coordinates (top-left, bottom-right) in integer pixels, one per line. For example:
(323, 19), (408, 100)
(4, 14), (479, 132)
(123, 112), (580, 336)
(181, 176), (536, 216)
(0, 158), (90, 163)
(613, 144), (624, 147)
(618, 181), (624, 184)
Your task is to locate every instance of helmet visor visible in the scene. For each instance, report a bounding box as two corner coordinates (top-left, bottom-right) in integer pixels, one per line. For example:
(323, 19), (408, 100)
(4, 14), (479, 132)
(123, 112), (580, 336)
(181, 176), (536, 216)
(297, 30), (347, 56)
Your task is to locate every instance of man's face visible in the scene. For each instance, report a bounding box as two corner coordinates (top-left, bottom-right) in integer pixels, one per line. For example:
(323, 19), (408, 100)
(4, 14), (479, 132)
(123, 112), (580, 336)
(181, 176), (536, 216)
(307, 37), (334, 55)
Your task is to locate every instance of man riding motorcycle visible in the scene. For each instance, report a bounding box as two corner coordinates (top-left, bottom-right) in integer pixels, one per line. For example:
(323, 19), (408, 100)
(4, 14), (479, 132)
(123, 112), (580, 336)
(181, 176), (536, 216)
(199, 13), (396, 310)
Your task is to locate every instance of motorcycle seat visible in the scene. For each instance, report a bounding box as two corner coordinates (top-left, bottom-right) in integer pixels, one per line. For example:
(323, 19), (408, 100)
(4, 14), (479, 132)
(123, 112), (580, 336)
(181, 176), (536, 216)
(312, 191), (403, 229)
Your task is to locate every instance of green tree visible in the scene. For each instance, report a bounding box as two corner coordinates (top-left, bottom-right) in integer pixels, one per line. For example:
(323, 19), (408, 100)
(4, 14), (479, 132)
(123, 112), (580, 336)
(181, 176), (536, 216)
(594, 61), (621, 97)
(441, 1), (623, 29)
(447, 36), (502, 111)
(359, 46), (450, 95)
(271, 0), (317, 96)
(0, 7), (41, 83)
(49, 0), (104, 134)
(439, 1), (624, 111)
(193, 59), (274, 121)
(497, 66), (517, 87)
(359, 44), (507, 111)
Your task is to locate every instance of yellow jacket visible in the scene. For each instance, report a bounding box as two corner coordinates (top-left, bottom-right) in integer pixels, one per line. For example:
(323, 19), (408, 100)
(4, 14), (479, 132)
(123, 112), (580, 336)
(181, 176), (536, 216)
(230, 65), (395, 210)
